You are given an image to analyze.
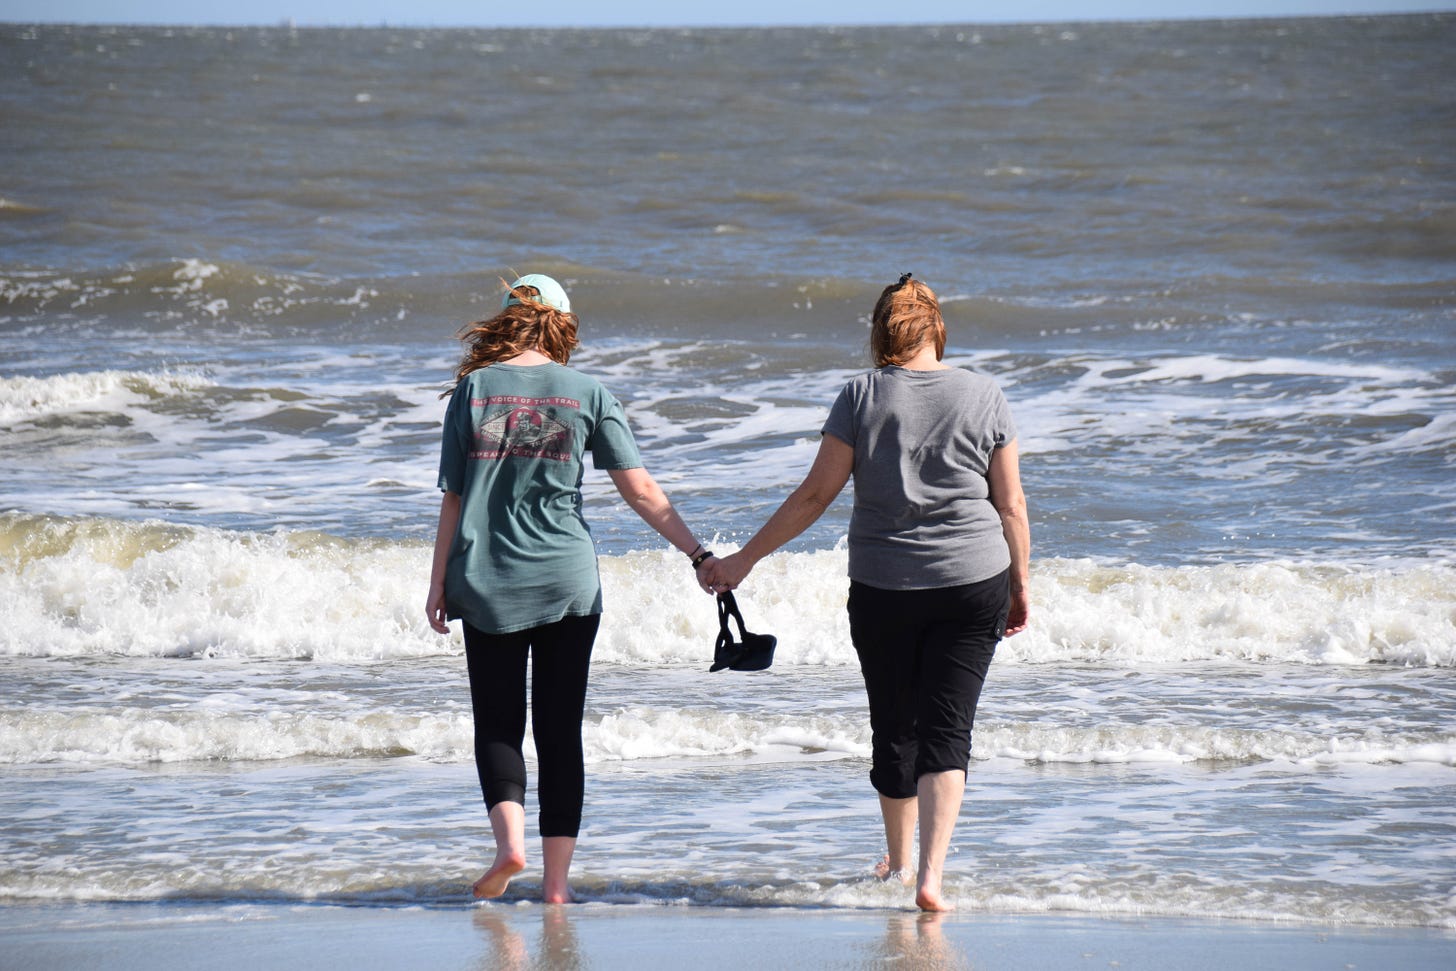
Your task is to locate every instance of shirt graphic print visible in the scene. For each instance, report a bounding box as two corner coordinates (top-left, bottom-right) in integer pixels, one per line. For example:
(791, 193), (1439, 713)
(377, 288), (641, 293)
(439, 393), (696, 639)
(470, 395), (579, 462)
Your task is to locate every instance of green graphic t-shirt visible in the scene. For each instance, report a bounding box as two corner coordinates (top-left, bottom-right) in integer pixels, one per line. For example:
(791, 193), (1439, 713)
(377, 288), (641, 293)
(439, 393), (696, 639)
(437, 362), (643, 634)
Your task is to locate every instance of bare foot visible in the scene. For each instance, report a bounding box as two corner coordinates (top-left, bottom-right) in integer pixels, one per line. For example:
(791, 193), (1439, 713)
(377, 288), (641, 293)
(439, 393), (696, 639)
(915, 883), (955, 913)
(875, 854), (915, 886)
(542, 885), (575, 905)
(472, 851), (526, 899)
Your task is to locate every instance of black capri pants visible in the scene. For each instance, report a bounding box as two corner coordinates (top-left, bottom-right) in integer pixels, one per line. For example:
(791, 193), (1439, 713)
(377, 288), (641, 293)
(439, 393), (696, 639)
(463, 613), (599, 839)
(847, 570), (1009, 800)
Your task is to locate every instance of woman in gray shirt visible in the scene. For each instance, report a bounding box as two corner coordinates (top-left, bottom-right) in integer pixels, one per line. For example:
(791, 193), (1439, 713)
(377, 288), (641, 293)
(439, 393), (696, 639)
(704, 273), (1030, 912)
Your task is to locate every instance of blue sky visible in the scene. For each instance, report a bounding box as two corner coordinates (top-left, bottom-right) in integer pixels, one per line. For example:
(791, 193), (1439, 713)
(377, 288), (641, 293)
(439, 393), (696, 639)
(2, 0), (1453, 26)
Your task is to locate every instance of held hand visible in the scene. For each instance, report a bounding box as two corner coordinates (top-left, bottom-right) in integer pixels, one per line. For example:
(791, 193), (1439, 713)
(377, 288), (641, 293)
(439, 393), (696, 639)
(1003, 588), (1030, 637)
(426, 583), (450, 634)
(692, 555), (717, 594)
(701, 552), (754, 593)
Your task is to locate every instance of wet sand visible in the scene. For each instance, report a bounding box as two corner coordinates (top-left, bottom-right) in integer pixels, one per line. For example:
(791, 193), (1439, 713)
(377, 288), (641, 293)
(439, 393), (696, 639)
(3, 900), (1452, 970)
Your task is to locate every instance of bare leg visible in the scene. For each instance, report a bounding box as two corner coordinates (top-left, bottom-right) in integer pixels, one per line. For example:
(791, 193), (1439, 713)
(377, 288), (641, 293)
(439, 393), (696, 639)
(541, 836), (577, 904)
(915, 769), (965, 912)
(473, 801), (527, 899)
(875, 793), (916, 884)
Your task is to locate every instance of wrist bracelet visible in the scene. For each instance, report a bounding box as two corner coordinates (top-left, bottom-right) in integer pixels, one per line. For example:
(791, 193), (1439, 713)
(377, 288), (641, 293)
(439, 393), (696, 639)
(691, 549), (714, 568)
(688, 542), (704, 559)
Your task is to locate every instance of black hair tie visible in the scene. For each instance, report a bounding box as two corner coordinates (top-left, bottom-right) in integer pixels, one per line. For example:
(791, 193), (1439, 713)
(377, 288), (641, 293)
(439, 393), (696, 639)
(897, 272), (914, 287)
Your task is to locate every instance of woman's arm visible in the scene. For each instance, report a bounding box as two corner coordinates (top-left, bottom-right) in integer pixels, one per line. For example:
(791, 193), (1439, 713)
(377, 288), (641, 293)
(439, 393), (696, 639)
(988, 440), (1031, 636)
(704, 433), (854, 591)
(426, 490), (462, 634)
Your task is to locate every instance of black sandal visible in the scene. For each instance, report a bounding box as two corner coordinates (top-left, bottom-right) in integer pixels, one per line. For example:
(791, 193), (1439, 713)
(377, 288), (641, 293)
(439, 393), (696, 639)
(709, 591), (777, 672)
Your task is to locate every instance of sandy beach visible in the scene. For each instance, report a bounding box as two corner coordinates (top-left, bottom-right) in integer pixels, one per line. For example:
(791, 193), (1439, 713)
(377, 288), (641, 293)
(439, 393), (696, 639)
(3, 901), (1453, 970)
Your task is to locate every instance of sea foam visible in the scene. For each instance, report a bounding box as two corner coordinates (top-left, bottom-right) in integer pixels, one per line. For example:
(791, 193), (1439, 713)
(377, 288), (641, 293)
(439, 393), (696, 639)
(5, 700), (1450, 768)
(2, 513), (1452, 667)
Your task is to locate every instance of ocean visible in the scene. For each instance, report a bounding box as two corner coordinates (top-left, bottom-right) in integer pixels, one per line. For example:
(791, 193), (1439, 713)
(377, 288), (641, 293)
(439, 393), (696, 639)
(1, 16), (1454, 932)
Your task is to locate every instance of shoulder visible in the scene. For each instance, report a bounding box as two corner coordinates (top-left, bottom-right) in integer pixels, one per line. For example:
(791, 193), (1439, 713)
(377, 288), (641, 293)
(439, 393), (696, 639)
(828, 371), (875, 416)
(949, 366), (1006, 396)
(548, 363), (600, 389)
(567, 366), (615, 398)
(454, 368), (496, 394)
(548, 366), (623, 413)
(838, 368), (880, 397)
(445, 373), (479, 410)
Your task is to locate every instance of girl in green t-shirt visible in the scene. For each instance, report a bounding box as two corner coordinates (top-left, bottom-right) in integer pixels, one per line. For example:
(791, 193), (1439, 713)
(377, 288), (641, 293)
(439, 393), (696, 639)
(426, 274), (716, 904)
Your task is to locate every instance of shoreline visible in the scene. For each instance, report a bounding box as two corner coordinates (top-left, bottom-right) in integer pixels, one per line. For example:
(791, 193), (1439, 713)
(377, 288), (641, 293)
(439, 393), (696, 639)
(4, 900), (1453, 970)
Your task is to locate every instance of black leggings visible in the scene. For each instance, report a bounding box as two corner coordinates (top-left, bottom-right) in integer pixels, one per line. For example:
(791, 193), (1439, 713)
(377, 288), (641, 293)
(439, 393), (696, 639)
(463, 614), (599, 839)
(847, 571), (1008, 800)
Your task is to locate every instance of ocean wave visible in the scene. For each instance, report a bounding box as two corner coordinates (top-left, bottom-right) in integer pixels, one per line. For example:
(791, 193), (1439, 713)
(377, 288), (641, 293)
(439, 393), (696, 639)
(979, 722), (1456, 767)
(0, 709), (471, 765)
(0, 513), (446, 661)
(3, 699), (1451, 769)
(0, 196), (48, 217)
(1, 855), (1449, 930)
(0, 259), (1117, 343)
(0, 260), (444, 334)
(0, 369), (214, 424)
(2, 514), (1453, 666)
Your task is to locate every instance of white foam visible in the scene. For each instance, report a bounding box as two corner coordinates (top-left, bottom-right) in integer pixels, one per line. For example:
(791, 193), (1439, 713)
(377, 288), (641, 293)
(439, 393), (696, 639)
(8, 695), (1448, 769)
(0, 515), (447, 661)
(4, 516), (1453, 667)
(1095, 353), (1430, 386)
(0, 369), (213, 423)
(0, 709), (473, 764)
(977, 722), (1456, 767)
(1354, 410), (1456, 456)
(1002, 349), (1455, 464)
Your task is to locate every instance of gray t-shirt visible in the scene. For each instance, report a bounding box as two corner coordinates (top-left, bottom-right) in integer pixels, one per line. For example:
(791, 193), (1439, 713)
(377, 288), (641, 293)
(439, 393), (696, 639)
(437, 362), (642, 634)
(822, 366), (1016, 590)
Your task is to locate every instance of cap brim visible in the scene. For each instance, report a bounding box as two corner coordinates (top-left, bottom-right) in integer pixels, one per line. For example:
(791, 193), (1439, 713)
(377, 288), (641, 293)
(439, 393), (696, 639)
(502, 273), (571, 313)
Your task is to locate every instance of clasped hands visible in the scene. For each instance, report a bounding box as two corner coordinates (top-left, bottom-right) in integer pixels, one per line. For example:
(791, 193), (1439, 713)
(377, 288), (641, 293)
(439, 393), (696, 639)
(694, 551), (751, 595)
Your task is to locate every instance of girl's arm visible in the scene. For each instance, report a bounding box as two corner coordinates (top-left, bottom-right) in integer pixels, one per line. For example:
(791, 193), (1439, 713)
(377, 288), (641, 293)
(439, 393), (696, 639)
(426, 490), (462, 634)
(608, 467), (715, 591)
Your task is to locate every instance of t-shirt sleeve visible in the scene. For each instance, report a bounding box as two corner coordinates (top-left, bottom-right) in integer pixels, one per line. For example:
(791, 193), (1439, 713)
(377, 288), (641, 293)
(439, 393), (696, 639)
(821, 383), (857, 447)
(437, 383), (469, 493)
(587, 390), (643, 470)
(990, 383), (1017, 448)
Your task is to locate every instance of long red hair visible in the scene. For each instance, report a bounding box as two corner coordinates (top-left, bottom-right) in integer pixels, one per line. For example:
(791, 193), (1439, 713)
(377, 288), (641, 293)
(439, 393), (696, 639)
(446, 283), (581, 393)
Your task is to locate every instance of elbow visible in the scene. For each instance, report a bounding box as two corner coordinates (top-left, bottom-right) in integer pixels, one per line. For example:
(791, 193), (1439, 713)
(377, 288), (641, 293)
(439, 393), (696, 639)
(800, 489), (831, 511)
(993, 491), (1027, 522)
(792, 488), (834, 519)
(619, 483), (665, 514)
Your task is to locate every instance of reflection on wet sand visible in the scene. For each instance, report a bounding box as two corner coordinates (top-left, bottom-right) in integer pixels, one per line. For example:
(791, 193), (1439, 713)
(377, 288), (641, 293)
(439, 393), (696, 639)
(872, 911), (972, 970)
(473, 905), (583, 971)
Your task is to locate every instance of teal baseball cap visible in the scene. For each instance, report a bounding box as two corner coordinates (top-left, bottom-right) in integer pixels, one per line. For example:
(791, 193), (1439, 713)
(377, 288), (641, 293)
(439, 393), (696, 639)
(502, 273), (571, 314)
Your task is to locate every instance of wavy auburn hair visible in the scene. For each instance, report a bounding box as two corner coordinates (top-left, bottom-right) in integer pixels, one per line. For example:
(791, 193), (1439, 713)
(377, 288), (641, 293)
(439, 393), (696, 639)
(446, 282), (581, 394)
(869, 273), (945, 368)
